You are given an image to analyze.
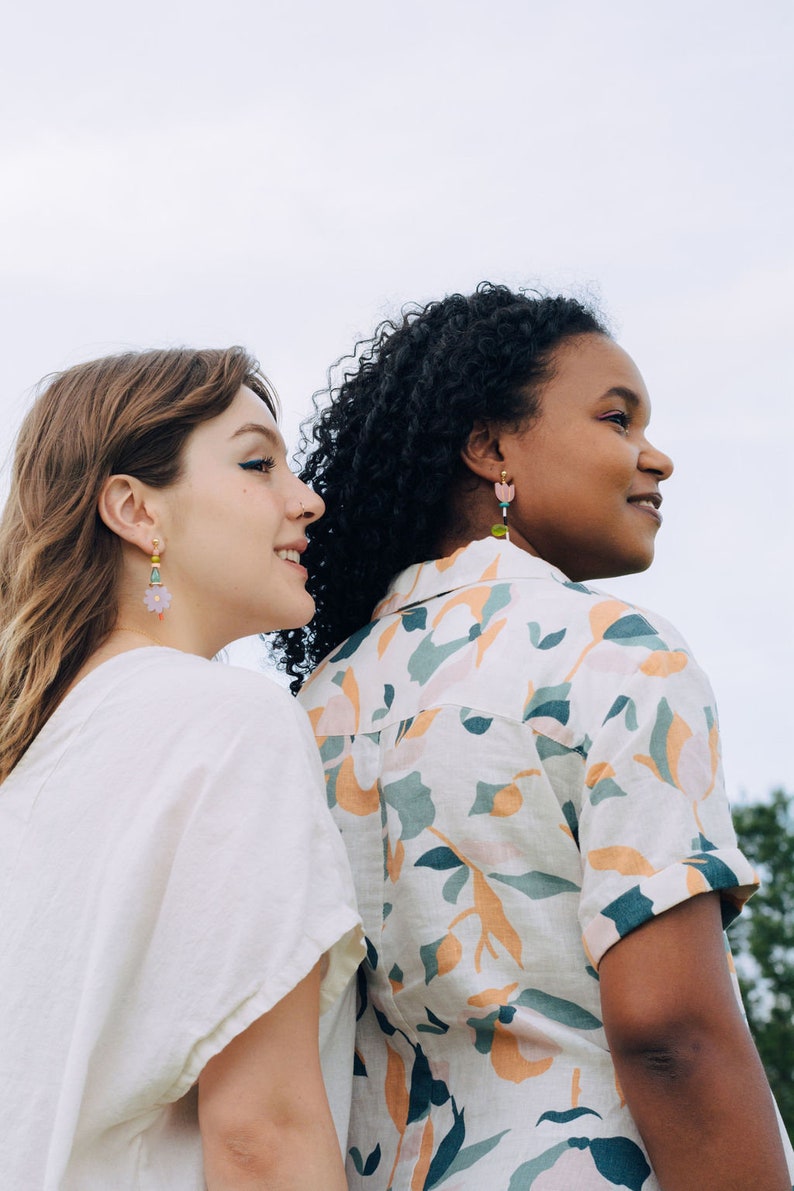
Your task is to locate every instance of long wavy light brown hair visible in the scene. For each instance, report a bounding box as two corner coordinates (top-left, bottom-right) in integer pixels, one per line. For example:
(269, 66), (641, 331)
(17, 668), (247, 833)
(0, 346), (277, 783)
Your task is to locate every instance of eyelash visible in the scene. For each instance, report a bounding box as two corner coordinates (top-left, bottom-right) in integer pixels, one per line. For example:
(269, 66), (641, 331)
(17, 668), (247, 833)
(601, 411), (630, 431)
(238, 456), (276, 474)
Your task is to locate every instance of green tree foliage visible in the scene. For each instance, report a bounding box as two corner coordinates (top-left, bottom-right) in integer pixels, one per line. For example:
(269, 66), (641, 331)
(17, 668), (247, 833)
(730, 789), (794, 1138)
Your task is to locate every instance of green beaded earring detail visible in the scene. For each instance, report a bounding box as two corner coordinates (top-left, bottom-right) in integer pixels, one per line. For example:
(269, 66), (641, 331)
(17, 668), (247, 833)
(491, 470), (515, 542)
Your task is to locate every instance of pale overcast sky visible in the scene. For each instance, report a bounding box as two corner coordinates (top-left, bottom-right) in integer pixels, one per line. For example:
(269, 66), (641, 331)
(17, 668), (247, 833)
(1, 0), (791, 799)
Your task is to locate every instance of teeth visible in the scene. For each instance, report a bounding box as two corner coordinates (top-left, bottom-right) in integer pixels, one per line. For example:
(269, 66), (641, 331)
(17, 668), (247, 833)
(276, 549), (300, 564)
(634, 499), (658, 510)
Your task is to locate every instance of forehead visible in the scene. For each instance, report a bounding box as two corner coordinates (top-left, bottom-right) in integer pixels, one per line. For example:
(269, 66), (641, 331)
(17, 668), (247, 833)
(188, 385), (284, 452)
(542, 335), (650, 407)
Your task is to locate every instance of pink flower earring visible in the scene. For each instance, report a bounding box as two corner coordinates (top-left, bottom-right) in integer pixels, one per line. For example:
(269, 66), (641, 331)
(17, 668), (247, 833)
(142, 539), (172, 620)
(491, 470), (515, 542)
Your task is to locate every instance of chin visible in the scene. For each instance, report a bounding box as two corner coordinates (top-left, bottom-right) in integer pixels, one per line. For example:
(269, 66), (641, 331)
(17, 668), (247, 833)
(570, 550), (656, 583)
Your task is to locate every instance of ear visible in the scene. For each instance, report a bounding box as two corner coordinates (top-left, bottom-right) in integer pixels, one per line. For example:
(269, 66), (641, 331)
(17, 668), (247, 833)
(98, 474), (160, 553)
(460, 420), (506, 482)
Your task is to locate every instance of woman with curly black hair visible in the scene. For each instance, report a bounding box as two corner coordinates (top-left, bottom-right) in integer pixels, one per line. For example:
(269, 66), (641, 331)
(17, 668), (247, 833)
(275, 284), (793, 1190)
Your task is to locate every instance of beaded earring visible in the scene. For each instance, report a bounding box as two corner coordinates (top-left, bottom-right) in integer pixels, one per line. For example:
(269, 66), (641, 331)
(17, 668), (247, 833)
(142, 539), (172, 620)
(491, 471), (515, 542)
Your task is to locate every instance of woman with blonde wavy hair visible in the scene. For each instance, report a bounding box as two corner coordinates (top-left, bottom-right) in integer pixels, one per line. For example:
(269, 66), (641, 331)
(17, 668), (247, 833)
(0, 346), (363, 1189)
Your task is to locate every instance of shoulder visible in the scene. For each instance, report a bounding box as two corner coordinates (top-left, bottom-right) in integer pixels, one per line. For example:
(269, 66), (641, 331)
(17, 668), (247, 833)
(101, 649), (311, 747)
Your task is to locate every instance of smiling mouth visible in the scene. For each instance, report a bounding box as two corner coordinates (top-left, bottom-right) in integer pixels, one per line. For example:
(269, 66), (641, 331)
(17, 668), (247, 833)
(276, 549), (302, 564)
(628, 494), (663, 523)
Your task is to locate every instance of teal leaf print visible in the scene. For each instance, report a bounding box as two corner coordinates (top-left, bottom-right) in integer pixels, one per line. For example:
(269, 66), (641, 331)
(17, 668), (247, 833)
(330, 620), (377, 660)
(460, 709), (493, 735)
(425, 1101), (465, 1188)
(603, 695), (639, 732)
(683, 852), (741, 895)
(469, 781), (507, 815)
(536, 1107), (602, 1125)
(603, 613), (667, 650)
(349, 1143), (382, 1176)
(480, 583), (512, 626)
(389, 962), (403, 983)
(590, 777), (629, 806)
(407, 1046), (449, 1124)
(417, 1006), (450, 1035)
(561, 799), (580, 846)
(383, 771), (435, 839)
(646, 697), (677, 787)
(442, 865), (470, 904)
(407, 633), (470, 683)
(602, 886), (655, 939)
(324, 761), (341, 809)
(433, 1129), (510, 1185)
(318, 735), (345, 764)
(467, 1009), (499, 1054)
(353, 1049), (366, 1076)
(415, 846), (462, 870)
(373, 1004), (396, 1036)
(528, 621), (567, 650)
(514, 988), (602, 1030)
(420, 938), (446, 985)
(536, 735), (581, 762)
(508, 1141), (572, 1189)
(522, 683), (571, 725)
(402, 607), (428, 632)
(589, 1136), (651, 1189)
(365, 936), (379, 969)
(490, 871), (580, 899)
(372, 683), (396, 721)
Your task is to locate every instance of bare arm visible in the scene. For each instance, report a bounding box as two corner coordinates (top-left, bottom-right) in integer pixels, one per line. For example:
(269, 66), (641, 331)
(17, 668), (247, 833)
(198, 961), (347, 1191)
(599, 892), (790, 1190)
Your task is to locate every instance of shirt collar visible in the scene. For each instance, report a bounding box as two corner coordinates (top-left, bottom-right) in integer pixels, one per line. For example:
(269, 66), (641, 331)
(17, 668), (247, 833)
(373, 537), (573, 619)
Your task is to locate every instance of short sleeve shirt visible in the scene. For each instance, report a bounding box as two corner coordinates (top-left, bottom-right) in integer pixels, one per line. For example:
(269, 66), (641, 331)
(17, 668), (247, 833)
(299, 537), (785, 1190)
(0, 648), (364, 1189)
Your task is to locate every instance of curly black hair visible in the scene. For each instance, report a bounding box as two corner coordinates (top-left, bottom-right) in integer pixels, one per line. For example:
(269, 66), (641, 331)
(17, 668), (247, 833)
(273, 282), (607, 690)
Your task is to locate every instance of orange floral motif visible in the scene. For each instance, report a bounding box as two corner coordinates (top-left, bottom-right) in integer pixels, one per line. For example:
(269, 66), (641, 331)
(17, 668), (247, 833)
(387, 837), (405, 883)
(565, 599), (629, 681)
(436, 932), (463, 977)
(639, 649), (689, 677)
(335, 755), (380, 817)
(587, 846), (656, 877)
(411, 1118), (435, 1190)
(476, 617), (508, 667)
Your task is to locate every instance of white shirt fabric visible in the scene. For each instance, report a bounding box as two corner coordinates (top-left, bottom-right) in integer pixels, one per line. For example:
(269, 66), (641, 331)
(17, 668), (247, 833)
(0, 647), (364, 1190)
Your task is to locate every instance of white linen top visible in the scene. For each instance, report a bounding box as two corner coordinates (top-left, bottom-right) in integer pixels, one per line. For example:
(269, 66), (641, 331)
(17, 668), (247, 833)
(0, 647), (364, 1189)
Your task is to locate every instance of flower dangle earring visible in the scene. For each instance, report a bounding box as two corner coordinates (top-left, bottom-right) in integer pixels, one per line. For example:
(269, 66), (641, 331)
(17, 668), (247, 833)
(491, 470), (515, 542)
(142, 539), (172, 620)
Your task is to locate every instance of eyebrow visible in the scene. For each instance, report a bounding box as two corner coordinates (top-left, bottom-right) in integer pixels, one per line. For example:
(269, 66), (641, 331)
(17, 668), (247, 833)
(603, 386), (641, 408)
(229, 423), (285, 451)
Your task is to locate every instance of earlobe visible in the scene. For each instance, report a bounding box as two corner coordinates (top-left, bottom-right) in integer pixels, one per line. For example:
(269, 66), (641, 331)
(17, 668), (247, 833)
(461, 420), (506, 482)
(97, 475), (159, 551)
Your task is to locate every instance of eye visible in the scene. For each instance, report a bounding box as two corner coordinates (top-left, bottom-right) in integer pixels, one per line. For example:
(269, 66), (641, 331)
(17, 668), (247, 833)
(238, 456), (276, 474)
(600, 411), (630, 432)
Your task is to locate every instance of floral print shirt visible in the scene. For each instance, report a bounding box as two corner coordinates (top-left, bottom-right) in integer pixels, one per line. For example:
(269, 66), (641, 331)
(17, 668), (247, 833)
(300, 538), (777, 1190)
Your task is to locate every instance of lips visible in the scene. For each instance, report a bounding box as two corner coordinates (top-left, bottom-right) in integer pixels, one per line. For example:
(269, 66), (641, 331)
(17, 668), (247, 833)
(627, 493), (663, 524)
(628, 493), (662, 510)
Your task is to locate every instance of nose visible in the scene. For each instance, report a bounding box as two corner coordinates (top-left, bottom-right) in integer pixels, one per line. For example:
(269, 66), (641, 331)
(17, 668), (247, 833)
(639, 438), (674, 481)
(289, 478), (325, 522)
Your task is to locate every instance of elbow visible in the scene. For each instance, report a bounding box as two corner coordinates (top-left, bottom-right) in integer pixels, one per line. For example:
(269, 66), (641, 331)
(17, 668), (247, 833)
(610, 1026), (707, 1085)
